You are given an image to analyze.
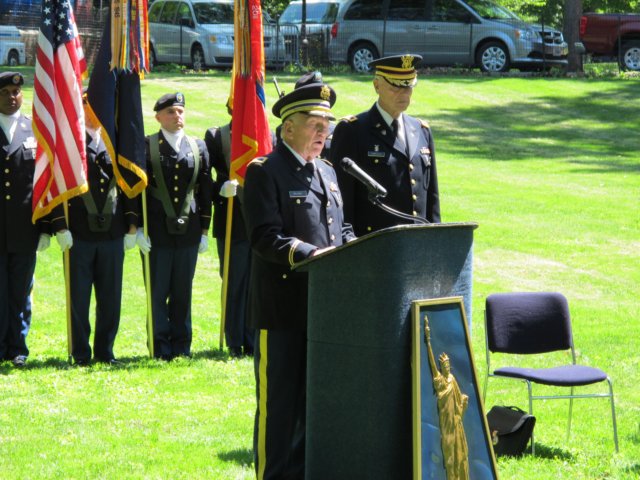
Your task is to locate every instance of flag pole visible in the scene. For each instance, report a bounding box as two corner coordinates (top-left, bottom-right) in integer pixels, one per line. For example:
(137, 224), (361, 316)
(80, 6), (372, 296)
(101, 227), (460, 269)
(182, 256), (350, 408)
(63, 200), (73, 364)
(142, 191), (154, 358)
(219, 195), (235, 350)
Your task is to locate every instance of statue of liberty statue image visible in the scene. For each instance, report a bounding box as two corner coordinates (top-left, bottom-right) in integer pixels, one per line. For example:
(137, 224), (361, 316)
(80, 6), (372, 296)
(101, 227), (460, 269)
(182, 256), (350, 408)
(424, 316), (470, 480)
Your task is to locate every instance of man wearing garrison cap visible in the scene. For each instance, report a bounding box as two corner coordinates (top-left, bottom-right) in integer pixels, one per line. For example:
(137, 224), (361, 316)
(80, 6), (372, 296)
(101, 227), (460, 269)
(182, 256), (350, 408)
(243, 75), (355, 479)
(330, 54), (441, 235)
(139, 92), (213, 360)
(0, 72), (51, 367)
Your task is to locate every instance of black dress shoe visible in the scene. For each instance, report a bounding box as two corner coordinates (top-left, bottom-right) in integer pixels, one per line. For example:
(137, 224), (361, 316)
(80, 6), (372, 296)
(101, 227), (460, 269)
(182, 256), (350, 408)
(229, 347), (243, 358)
(243, 346), (254, 357)
(12, 355), (27, 367)
(74, 359), (91, 367)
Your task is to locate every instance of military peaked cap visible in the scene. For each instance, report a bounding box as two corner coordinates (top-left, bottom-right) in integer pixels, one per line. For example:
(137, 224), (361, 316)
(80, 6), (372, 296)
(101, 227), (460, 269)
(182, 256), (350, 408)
(0, 71), (24, 89)
(370, 54), (423, 88)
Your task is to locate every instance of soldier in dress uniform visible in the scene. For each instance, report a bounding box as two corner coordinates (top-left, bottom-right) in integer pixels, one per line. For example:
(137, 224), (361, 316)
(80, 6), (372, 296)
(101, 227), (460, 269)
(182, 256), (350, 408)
(205, 100), (254, 358)
(330, 54), (441, 236)
(139, 92), (213, 360)
(49, 93), (140, 366)
(243, 76), (355, 480)
(0, 71), (50, 367)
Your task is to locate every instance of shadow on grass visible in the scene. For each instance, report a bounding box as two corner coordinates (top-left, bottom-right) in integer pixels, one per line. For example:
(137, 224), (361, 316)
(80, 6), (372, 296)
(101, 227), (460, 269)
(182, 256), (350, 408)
(217, 447), (253, 466)
(526, 443), (575, 460)
(0, 347), (243, 373)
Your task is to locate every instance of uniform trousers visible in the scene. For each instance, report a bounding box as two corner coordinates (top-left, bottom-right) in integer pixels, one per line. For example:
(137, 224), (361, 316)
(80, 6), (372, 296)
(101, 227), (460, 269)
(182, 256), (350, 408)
(216, 237), (253, 351)
(254, 329), (306, 480)
(145, 244), (198, 359)
(68, 238), (124, 362)
(0, 252), (36, 359)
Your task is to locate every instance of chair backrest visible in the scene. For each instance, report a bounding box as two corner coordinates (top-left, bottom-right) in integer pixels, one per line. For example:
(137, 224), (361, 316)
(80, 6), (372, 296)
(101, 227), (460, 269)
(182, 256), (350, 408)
(485, 292), (573, 355)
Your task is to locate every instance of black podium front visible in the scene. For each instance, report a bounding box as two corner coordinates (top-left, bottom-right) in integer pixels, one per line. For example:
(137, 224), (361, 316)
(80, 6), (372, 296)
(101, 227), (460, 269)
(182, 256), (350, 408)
(296, 223), (477, 480)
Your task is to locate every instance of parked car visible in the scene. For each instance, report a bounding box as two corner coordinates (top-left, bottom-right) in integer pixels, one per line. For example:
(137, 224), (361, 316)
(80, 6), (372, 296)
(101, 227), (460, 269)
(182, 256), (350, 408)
(579, 13), (640, 71)
(328, 0), (569, 73)
(278, 0), (340, 36)
(148, 0), (293, 69)
(0, 26), (26, 66)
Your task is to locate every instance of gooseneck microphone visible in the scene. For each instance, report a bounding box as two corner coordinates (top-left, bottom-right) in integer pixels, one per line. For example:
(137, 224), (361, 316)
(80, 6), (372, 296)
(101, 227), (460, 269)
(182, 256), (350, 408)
(340, 157), (387, 199)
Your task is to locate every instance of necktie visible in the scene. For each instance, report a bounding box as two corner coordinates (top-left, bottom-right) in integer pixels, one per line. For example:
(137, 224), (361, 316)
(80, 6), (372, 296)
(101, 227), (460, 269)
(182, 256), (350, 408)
(391, 119), (399, 138)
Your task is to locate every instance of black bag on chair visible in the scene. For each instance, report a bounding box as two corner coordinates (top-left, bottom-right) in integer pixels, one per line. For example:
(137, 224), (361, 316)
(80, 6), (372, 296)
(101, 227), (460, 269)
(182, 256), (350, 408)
(486, 406), (536, 457)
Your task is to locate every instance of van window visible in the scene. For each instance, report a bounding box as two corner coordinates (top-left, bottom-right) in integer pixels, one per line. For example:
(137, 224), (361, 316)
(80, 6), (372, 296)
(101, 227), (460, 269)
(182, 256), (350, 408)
(193, 3), (234, 24)
(280, 2), (340, 24)
(159, 1), (179, 23)
(343, 0), (383, 20)
(176, 2), (192, 25)
(148, 1), (164, 22)
(428, 0), (470, 22)
(388, 0), (427, 21)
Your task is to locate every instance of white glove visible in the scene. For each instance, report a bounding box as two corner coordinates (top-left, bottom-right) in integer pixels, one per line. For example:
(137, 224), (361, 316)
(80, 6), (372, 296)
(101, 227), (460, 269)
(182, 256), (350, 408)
(136, 228), (152, 255)
(198, 234), (208, 254)
(56, 230), (73, 251)
(37, 233), (51, 252)
(219, 179), (239, 198)
(123, 232), (137, 251)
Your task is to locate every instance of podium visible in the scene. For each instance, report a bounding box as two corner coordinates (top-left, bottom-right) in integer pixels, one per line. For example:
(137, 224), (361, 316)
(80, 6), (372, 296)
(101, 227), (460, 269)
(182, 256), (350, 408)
(296, 223), (477, 479)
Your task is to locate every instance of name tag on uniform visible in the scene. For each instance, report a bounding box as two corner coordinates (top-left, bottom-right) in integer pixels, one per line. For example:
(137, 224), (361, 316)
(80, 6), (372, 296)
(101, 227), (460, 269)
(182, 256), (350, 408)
(289, 190), (307, 198)
(23, 137), (37, 149)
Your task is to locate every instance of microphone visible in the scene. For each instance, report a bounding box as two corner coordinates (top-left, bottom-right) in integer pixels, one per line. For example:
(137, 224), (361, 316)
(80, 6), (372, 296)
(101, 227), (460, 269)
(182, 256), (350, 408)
(340, 157), (387, 199)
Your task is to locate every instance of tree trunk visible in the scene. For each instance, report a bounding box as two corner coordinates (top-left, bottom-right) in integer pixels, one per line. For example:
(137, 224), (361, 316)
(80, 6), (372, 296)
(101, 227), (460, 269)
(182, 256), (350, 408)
(563, 0), (584, 73)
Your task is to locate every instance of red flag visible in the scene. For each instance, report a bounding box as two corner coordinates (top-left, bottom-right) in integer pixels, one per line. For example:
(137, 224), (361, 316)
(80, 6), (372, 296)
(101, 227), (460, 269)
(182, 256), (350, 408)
(32, 0), (88, 222)
(231, 0), (272, 185)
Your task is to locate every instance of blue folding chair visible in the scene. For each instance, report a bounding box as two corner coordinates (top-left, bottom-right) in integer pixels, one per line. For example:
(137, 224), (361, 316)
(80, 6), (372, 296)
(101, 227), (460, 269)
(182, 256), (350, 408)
(483, 292), (618, 454)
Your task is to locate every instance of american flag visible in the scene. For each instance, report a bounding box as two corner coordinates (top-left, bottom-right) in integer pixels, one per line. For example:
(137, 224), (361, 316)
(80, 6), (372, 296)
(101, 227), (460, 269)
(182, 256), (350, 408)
(31, 0), (88, 222)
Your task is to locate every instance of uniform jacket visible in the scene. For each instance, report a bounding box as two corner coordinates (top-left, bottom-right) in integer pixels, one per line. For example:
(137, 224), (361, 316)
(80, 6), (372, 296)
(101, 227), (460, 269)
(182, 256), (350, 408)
(330, 104), (441, 236)
(243, 142), (355, 331)
(50, 133), (139, 240)
(204, 125), (247, 241)
(143, 131), (213, 248)
(0, 114), (45, 253)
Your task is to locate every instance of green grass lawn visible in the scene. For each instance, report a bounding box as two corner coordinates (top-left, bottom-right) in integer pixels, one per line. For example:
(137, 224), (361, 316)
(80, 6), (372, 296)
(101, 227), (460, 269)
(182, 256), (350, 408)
(2, 68), (639, 479)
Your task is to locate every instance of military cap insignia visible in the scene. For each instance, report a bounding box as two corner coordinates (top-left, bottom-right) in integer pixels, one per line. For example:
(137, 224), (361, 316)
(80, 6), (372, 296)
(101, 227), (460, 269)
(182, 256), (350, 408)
(176, 92), (185, 103)
(12, 74), (21, 85)
(320, 85), (331, 101)
(401, 55), (414, 69)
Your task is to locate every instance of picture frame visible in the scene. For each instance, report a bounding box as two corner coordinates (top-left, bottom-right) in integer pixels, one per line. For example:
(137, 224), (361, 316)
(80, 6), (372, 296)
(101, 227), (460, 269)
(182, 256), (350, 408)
(411, 296), (498, 480)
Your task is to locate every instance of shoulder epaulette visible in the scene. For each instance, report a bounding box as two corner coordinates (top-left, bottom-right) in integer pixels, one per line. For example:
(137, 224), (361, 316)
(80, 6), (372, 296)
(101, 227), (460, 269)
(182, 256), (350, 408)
(339, 115), (358, 123)
(249, 157), (267, 166)
(420, 119), (430, 129)
(318, 158), (333, 167)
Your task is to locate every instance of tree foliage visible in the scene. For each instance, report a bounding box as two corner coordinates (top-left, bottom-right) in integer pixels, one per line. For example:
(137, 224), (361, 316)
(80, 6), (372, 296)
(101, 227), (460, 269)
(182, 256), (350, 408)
(503, 0), (638, 26)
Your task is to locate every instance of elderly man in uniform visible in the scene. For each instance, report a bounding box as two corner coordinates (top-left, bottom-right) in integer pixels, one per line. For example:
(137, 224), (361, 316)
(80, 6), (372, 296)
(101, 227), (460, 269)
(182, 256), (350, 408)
(243, 76), (355, 479)
(139, 92), (213, 361)
(0, 71), (50, 367)
(49, 92), (140, 366)
(330, 54), (440, 235)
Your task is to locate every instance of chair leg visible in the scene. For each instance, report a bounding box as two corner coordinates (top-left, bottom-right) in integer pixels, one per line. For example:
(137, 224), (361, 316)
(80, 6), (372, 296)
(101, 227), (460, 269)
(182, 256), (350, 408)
(567, 386), (574, 442)
(607, 378), (619, 453)
(527, 381), (535, 455)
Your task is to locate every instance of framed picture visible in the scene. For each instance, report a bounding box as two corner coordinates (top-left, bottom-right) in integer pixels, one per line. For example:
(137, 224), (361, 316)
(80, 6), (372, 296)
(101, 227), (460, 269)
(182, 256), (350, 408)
(411, 297), (498, 480)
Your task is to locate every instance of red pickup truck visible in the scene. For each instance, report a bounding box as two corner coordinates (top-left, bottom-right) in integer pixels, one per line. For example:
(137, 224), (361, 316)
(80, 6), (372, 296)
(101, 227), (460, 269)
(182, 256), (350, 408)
(579, 13), (640, 71)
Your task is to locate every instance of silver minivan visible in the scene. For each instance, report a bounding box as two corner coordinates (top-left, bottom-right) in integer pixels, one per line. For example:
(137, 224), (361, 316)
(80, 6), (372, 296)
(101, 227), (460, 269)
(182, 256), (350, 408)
(149, 0), (293, 69)
(328, 0), (568, 72)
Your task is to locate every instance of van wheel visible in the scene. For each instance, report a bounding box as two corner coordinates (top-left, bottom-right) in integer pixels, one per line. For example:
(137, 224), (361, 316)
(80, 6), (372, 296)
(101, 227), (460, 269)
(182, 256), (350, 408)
(8, 50), (19, 66)
(620, 41), (640, 71)
(477, 42), (510, 73)
(191, 46), (205, 71)
(349, 42), (378, 73)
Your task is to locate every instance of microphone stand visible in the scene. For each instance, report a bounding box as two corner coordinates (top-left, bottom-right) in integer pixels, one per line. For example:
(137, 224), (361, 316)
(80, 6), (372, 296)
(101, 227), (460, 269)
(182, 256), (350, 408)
(369, 193), (430, 225)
